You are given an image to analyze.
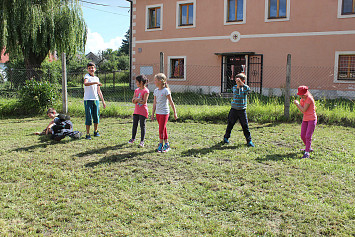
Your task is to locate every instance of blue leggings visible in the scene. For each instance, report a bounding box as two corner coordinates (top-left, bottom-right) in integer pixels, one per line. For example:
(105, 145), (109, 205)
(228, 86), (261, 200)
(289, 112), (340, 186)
(84, 100), (100, 125)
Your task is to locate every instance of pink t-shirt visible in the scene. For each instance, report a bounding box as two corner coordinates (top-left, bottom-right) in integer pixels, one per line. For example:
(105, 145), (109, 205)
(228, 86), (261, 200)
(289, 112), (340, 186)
(300, 96), (317, 121)
(133, 87), (149, 118)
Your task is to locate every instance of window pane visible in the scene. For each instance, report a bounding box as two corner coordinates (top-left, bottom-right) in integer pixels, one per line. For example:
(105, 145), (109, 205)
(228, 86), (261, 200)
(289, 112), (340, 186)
(188, 5), (193, 24)
(237, 0), (244, 21)
(279, 0), (287, 17)
(171, 59), (184, 78)
(338, 55), (355, 80)
(229, 0), (236, 21)
(156, 8), (161, 27)
(149, 9), (156, 28)
(342, 0), (354, 14)
(181, 5), (187, 25)
(269, 0), (277, 18)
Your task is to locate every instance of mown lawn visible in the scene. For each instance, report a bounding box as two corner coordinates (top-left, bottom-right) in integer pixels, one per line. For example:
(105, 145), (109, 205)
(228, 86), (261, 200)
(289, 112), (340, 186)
(0, 117), (354, 236)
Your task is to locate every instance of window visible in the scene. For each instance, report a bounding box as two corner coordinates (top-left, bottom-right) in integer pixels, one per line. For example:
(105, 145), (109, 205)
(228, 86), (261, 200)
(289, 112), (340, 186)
(334, 52), (355, 83)
(338, 55), (355, 80)
(265, 0), (290, 22)
(176, 1), (196, 28)
(168, 56), (186, 80)
(146, 4), (163, 31)
(228, 0), (244, 22)
(342, 0), (355, 15)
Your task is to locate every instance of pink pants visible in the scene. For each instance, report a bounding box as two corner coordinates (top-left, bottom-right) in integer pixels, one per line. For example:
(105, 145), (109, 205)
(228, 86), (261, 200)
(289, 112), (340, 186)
(156, 114), (169, 140)
(301, 120), (317, 152)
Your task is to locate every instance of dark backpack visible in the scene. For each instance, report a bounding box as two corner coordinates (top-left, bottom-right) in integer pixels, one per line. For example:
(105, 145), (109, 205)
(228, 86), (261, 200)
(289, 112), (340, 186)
(52, 114), (73, 134)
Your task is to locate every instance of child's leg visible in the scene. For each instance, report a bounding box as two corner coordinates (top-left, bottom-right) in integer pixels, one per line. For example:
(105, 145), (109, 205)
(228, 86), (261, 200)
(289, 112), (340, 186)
(300, 121), (308, 146)
(238, 109), (252, 142)
(305, 120), (317, 152)
(92, 100), (100, 131)
(84, 100), (93, 134)
(131, 114), (139, 140)
(139, 115), (147, 141)
(224, 108), (238, 139)
(156, 114), (169, 142)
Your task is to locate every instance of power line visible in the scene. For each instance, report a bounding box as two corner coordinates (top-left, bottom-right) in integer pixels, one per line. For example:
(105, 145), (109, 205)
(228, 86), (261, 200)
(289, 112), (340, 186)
(79, 0), (130, 8)
(82, 5), (129, 16)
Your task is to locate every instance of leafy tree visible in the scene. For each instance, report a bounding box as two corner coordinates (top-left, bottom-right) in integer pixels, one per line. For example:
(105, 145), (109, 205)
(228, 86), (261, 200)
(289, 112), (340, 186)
(119, 29), (130, 55)
(98, 49), (129, 71)
(0, 0), (87, 72)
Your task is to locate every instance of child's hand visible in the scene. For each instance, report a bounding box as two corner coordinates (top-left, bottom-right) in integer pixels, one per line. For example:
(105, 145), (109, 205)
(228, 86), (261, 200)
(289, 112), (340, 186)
(151, 115), (155, 121)
(103, 101), (106, 109)
(97, 82), (102, 86)
(293, 100), (299, 105)
(174, 113), (178, 120)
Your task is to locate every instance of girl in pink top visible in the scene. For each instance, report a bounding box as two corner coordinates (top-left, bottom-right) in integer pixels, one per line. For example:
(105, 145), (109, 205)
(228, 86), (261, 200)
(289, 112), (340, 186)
(128, 75), (150, 147)
(294, 86), (317, 159)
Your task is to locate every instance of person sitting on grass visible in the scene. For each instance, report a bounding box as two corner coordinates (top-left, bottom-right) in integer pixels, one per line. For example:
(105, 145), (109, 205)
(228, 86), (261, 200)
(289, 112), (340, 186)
(35, 108), (58, 135)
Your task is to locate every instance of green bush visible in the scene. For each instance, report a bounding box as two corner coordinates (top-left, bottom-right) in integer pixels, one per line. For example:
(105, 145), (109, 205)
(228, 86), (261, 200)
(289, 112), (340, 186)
(19, 80), (60, 113)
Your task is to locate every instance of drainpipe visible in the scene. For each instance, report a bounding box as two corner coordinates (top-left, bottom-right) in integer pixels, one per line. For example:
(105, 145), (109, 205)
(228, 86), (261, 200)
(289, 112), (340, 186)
(126, 0), (133, 90)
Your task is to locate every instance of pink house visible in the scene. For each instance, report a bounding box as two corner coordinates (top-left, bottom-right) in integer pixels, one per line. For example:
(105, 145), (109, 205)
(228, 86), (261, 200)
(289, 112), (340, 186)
(129, 0), (355, 98)
(0, 48), (9, 69)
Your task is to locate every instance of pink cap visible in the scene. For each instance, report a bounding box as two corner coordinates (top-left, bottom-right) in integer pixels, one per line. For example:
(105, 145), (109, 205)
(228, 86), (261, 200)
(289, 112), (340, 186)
(297, 86), (308, 96)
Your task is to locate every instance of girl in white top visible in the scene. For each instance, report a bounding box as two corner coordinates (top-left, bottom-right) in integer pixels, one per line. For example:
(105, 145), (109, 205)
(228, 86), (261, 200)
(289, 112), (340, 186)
(151, 73), (178, 152)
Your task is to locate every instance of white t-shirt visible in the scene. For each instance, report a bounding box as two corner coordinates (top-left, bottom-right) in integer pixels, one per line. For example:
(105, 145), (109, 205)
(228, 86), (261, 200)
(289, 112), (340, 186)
(154, 88), (171, 115)
(84, 73), (99, 100)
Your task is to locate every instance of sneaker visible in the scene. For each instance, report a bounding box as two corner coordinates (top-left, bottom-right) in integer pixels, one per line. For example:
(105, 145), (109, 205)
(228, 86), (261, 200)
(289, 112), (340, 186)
(94, 131), (100, 137)
(157, 143), (163, 152)
(139, 141), (144, 147)
(223, 137), (229, 144)
(163, 143), (170, 152)
(301, 152), (310, 159)
(247, 141), (255, 147)
(128, 139), (135, 144)
(85, 134), (92, 140)
(300, 148), (314, 153)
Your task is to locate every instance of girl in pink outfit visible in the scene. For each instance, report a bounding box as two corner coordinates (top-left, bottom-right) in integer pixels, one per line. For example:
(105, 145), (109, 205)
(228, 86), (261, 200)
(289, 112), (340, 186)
(129, 75), (150, 147)
(294, 85), (317, 159)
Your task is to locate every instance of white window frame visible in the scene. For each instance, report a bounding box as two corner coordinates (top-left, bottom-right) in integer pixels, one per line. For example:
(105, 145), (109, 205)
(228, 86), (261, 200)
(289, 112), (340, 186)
(334, 51), (355, 83)
(337, 0), (355, 18)
(176, 0), (196, 29)
(224, 0), (246, 25)
(265, 0), (290, 23)
(168, 56), (187, 81)
(145, 4), (163, 31)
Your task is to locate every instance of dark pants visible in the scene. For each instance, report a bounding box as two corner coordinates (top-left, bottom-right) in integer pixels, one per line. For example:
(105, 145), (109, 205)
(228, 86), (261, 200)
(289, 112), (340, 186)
(132, 114), (147, 141)
(224, 108), (252, 142)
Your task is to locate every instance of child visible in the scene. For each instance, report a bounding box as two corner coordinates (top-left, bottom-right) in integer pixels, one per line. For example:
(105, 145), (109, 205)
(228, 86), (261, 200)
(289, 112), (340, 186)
(293, 85), (317, 159)
(128, 75), (150, 147)
(223, 73), (254, 147)
(151, 73), (178, 152)
(83, 62), (106, 140)
(35, 108), (58, 135)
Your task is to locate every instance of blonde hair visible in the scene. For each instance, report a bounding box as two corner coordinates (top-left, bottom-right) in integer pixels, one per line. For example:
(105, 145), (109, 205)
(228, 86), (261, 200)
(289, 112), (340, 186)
(155, 73), (170, 90)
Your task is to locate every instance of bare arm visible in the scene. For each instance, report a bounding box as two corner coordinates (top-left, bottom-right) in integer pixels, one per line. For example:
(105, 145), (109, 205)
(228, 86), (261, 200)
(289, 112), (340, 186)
(151, 96), (157, 121)
(45, 120), (55, 135)
(293, 100), (310, 113)
(84, 78), (102, 87)
(98, 86), (106, 109)
(138, 92), (149, 104)
(167, 94), (178, 120)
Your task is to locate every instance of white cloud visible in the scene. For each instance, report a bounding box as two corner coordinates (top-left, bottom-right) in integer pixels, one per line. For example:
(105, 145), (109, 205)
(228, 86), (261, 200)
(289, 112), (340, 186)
(85, 29), (123, 54)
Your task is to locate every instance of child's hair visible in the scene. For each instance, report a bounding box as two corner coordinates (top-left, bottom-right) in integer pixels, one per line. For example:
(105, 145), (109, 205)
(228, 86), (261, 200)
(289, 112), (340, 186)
(155, 73), (169, 90)
(47, 108), (56, 115)
(87, 62), (96, 68)
(136, 75), (148, 86)
(235, 73), (247, 82)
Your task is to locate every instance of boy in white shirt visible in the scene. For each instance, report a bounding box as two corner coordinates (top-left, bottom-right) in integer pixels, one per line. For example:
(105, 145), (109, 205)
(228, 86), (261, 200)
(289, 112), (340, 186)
(83, 62), (106, 140)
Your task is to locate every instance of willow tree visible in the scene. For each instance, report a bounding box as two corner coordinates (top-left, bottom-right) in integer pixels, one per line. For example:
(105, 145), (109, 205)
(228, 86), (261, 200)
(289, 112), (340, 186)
(0, 0), (87, 71)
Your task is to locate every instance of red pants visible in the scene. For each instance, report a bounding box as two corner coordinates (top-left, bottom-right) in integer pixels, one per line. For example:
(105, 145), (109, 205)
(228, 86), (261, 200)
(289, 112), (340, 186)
(156, 114), (169, 140)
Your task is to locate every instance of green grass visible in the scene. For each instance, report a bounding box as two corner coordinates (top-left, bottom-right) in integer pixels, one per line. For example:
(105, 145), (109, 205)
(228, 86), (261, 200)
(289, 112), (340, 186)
(0, 117), (354, 235)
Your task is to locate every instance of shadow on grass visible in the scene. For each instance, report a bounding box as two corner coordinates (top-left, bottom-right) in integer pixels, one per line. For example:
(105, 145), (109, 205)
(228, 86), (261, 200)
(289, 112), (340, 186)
(74, 143), (128, 158)
(181, 142), (244, 157)
(256, 152), (300, 161)
(12, 135), (74, 152)
(85, 150), (155, 167)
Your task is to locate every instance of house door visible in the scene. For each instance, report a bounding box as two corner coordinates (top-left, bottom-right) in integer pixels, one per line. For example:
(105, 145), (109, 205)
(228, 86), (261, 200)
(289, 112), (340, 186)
(221, 54), (263, 94)
(247, 54), (263, 94)
(221, 55), (246, 93)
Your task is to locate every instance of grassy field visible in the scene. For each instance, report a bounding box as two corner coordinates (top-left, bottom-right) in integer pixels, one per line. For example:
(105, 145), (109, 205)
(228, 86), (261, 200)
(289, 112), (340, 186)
(0, 117), (354, 236)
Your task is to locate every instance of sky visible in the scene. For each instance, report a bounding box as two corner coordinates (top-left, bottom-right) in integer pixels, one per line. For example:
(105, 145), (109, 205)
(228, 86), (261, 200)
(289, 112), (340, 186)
(80, 0), (131, 55)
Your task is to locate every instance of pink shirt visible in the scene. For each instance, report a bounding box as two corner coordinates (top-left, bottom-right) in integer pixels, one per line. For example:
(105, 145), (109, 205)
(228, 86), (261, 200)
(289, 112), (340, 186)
(133, 87), (149, 118)
(300, 96), (317, 121)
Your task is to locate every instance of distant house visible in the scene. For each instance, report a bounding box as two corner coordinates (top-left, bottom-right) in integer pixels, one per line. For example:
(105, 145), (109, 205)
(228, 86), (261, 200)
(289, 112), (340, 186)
(129, 0), (355, 99)
(0, 48), (9, 70)
(86, 52), (102, 65)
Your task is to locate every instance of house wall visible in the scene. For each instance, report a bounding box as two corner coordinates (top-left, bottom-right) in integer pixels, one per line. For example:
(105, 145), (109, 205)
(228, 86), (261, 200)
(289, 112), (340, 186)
(131, 0), (355, 98)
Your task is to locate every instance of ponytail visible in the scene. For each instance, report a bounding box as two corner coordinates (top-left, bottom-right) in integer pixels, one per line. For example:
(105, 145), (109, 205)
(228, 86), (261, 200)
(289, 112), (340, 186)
(155, 73), (170, 91)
